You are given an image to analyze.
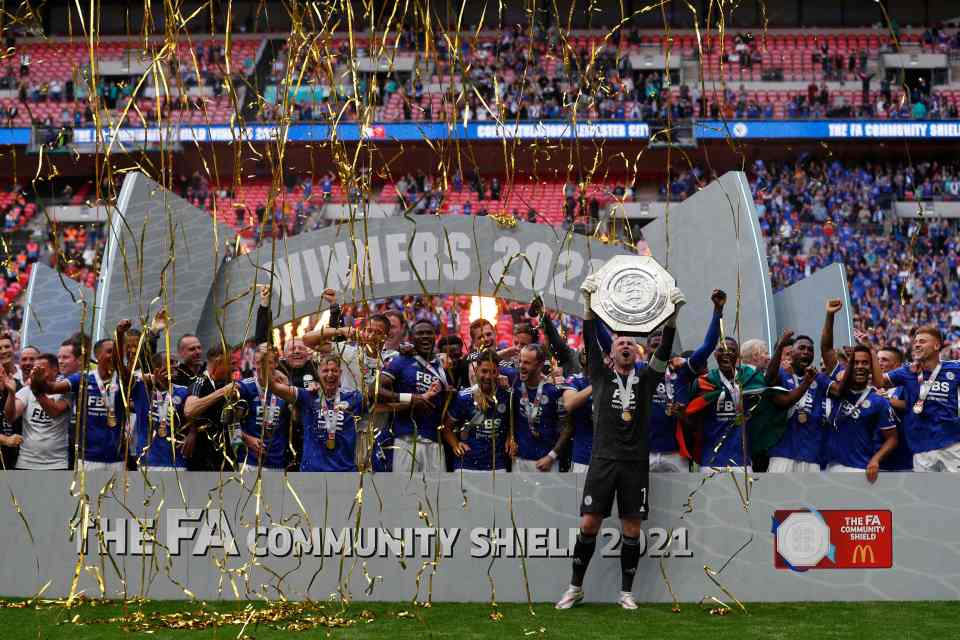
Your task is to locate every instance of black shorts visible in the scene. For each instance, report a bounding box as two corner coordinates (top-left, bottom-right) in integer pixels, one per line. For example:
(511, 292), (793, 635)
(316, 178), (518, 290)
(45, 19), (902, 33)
(580, 457), (649, 520)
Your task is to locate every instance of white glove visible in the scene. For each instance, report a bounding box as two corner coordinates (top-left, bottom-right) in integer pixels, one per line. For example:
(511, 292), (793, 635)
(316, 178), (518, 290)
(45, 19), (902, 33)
(580, 273), (600, 296)
(670, 287), (686, 310)
(580, 273), (599, 317)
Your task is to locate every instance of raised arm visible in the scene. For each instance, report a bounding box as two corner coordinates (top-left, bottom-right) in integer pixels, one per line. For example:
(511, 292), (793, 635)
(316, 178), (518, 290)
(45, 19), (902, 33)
(254, 285), (273, 345)
(114, 319), (132, 391)
(300, 289), (345, 349)
(303, 326), (357, 350)
(821, 298), (842, 374)
(649, 288), (685, 375)
(766, 329), (793, 385)
(688, 289), (726, 373)
(579, 273), (608, 381)
(539, 309), (577, 372)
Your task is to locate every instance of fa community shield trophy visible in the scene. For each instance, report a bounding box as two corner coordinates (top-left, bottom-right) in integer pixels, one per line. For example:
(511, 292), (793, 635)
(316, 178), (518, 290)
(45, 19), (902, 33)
(590, 254), (680, 335)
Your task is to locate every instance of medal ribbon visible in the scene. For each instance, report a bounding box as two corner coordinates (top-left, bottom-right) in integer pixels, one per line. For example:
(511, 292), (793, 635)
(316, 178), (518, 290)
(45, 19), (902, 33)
(93, 369), (117, 424)
(831, 387), (872, 430)
(718, 371), (741, 412)
(614, 368), (637, 418)
(255, 379), (278, 438)
(785, 373), (812, 420)
(153, 389), (171, 435)
(320, 389), (341, 446)
(522, 380), (545, 431)
(916, 363), (943, 409)
(414, 354), (448, 388)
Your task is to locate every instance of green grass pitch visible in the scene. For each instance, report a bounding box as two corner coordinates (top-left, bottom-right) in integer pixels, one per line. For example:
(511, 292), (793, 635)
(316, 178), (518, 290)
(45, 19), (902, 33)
(0, 600), (956, 639)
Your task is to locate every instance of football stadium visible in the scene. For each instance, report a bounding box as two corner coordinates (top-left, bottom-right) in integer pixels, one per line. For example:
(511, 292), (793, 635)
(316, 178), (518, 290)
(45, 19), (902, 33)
(0, 0), (959, 637)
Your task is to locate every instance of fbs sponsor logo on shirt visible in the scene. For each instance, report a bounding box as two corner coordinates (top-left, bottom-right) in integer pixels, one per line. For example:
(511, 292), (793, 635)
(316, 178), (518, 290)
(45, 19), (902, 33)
(772, 509), (892, 570)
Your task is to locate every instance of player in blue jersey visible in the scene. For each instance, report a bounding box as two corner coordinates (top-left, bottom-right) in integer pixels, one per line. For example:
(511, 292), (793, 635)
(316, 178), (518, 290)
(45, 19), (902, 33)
(648, 289), (726, 472)
(765, 299), (844, 472)
(132, 353), (190, 470)
(512, 344), (568, 472)
(234, 345), (289, 471)
(374, 319), (446, 473)
(270, 354), (366, 472)
(685, 333), (794, 472)
(443, 350), (517, 472)
(878, 325), (960, 472)
(875, 344), (912, 471)
(47, 319), (132, 472)
(561, 356), (593, 473)
(824, 346), (898, 481)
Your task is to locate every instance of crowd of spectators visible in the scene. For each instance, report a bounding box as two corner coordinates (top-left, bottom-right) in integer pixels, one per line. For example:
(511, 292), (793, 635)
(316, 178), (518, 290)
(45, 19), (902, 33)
(6, 157), (960, 359)
(1, 204), (103, 333)
(666, 158), (960, 354)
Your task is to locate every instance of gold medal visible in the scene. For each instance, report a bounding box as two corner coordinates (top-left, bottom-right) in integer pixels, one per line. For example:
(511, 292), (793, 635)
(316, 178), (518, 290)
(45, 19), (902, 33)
(797, 413), (808, 424)
(326, 433), (336, 449)
(622, 411), (633, 422)
(106, 411), (117, 428)
(157, 422), (168, 438)
(913, 401), (924, 415)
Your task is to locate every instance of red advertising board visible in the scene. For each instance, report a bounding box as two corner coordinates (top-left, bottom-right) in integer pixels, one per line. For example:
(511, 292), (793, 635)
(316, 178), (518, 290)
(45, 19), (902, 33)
(773, 509), (893, 570)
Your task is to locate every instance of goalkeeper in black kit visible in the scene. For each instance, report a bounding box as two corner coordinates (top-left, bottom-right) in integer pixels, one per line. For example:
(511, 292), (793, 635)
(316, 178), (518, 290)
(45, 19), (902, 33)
(556, 272), (684, 610)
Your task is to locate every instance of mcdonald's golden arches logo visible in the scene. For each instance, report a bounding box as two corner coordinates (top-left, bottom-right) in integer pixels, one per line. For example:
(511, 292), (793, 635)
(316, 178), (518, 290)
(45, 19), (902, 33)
(851, 544), (875, 565)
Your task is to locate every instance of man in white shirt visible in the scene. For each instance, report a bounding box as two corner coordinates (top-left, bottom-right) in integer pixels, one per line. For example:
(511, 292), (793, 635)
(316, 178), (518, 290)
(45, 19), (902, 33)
(2, 353), (71, 470)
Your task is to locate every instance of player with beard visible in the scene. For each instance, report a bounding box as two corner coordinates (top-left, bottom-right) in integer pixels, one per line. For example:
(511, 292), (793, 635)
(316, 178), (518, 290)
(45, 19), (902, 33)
(561, 350), (592, 473)
(131, 353), (190, 470)
(874, 344), (912, 472)
(375, 319), (445, 472)
(555, 275), (682, 611)
(269, 354), (367, 472)
(443, 350), (518, 472)
(468, 318), (521, 366)
(765, 301), (842, 472)
(878, 326), (960, 472)
(647, 289), (726, 472)
(513, 344), (567, 472)
(824, 345), (897, 482)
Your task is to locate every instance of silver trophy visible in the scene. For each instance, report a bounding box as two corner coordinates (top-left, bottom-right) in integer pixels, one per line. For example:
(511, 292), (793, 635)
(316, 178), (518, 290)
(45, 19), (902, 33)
(588, 255), (680, 335)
